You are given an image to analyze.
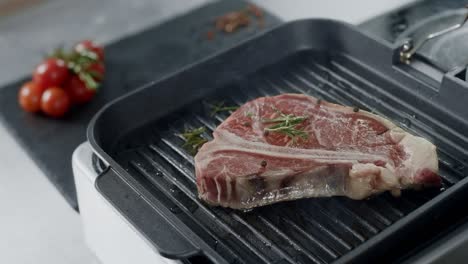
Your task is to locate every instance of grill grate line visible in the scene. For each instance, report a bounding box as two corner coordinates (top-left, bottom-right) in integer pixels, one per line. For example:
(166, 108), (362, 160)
(160, 138), (196, 167)
(295, 65), (369, 111)
(341, 200), (392, 227)
(194, 115), (218, 131)
(278, 71), (346, 105)
(259, 77), (288, 94)
(227, 94), (246, 107)
(297, 210), (354, 251)
(149, 144), (196, 182)
(438, 154), (465, 180)
(438, 169), (458, 185)
(292, 68), (354, 106)
(256, 83), (280, 97)
(138, 149), (197, 197)
(311, 203), (366, 242)
(280, 217), (339, 260)
(128, 158), (248, 263)
(231, 214), (298, 264)
(257, 215), (327, 264)
(370, 197), (405, 219)
(238, 80), (264, 101)
(385, 193), (419, 210)
(145, 146), (279, 263)
(212, 114), (226, 125)
(330, 200), (379, 234)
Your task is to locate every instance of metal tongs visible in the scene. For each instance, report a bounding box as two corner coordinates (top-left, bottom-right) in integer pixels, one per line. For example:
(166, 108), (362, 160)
(400, 6), (468, 64)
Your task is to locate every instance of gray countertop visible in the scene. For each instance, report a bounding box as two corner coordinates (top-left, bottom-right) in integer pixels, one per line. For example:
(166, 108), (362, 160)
(0, 0), (413, 86)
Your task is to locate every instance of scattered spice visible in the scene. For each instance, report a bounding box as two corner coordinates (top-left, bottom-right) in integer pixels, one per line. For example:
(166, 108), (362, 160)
(353, 106), (360, 112)
(216, 11), (250, 33)
(206, 4), (265, 39)
(243, 121), (251, 127)
(260, 160), (267, 167)
(180, 127), (208, 155)
(316, 99), (322, 105)
(210, 101), (239, 116)
(206, 30), (215, 40)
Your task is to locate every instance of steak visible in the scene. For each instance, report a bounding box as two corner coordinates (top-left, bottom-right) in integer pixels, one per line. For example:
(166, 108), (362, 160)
(195, 94), (440, 209)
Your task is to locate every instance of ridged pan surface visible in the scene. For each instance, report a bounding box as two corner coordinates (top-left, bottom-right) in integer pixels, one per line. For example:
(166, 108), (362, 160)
(108, 49), (465, 263)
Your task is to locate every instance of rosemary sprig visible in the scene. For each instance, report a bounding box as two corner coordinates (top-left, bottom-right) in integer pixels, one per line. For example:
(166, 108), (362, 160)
(262, 110), (308, 141)
(49, 47), (102, 90)
(77, 71), (99, 89)
(181, 127), (208, 155)
(210, 101), (239, 116)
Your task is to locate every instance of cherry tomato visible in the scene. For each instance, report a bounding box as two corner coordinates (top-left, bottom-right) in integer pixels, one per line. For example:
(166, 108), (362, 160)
(18, 81), (44, 113)
(33, 58), (70, 89)
(87, 62), (105, 81)
(41, 87), (71, 118)
(75, 40), (104, 61)
(64, 75), (96, 104)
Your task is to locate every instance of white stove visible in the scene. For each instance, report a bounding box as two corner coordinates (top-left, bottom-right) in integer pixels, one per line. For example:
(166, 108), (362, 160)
(73, 142), (180, 264)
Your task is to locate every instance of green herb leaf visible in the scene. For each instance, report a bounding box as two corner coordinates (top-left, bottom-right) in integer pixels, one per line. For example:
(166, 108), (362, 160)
(181, 127), (208, 155)
(77, 49), (98, 61)
(262, 110), (308, 142)
(50, 47), (102, 90)
(78, 72), (100, 90)
(210, 102), (239, 116)
(88, 69), (103, 79)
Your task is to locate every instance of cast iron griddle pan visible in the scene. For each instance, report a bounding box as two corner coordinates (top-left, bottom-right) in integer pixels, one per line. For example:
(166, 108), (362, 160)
(88, 19), (468, 263)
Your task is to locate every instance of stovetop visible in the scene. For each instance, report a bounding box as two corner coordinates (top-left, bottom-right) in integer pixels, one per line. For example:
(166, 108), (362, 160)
(361, 0), (468, 78)
(360, 0), (468, 42)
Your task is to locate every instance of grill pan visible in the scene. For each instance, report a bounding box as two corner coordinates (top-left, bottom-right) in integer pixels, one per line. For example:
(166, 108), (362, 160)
(88, 19), (468, 263)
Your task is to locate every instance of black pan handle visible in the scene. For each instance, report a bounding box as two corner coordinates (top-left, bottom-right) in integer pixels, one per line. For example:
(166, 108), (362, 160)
(95, 167), (201, 259)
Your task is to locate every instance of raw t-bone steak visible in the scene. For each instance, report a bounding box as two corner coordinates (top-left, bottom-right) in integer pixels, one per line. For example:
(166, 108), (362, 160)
(195, 94), (440, 209)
